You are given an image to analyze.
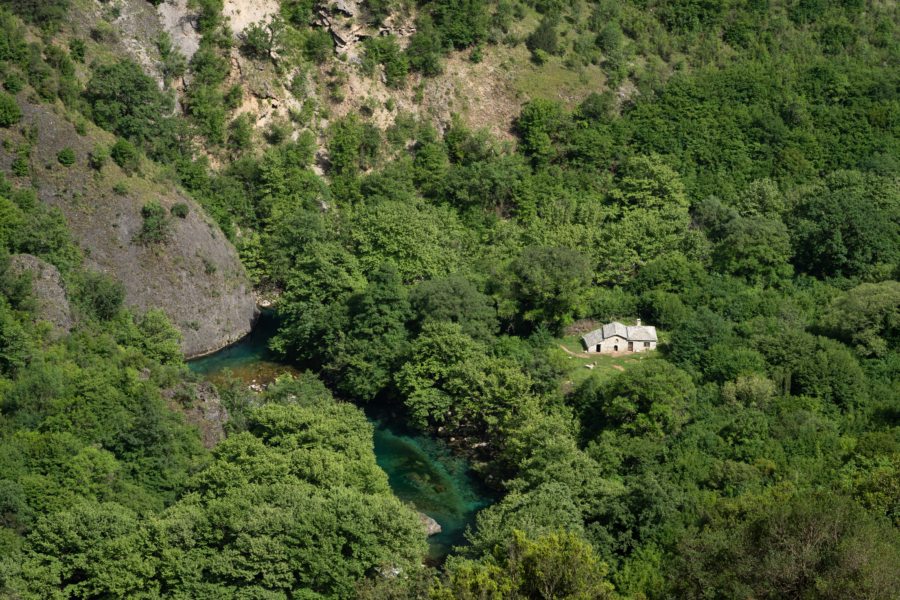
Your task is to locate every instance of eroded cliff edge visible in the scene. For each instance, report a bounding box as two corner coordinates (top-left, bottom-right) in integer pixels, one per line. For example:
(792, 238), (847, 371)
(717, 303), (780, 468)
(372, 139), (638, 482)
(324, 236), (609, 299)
(1, 99), (257, 357)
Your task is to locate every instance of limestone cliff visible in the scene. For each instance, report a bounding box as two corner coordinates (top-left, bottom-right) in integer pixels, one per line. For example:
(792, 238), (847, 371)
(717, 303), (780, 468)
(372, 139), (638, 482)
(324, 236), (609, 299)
(0, 99), (257, 357)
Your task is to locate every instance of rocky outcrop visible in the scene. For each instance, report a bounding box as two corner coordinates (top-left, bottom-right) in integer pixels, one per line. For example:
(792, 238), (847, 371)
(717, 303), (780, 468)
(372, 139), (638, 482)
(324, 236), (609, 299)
(164, 381), (229, 448)
(1, 98), (258, 357)
(8, 254), (74, 337)
(157, 0), (201, 61)
(418, 512), (442, 537)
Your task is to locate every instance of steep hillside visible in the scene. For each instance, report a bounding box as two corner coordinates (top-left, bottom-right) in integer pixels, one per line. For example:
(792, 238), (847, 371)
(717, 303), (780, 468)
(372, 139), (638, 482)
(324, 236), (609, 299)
(0, 96), (257, 356)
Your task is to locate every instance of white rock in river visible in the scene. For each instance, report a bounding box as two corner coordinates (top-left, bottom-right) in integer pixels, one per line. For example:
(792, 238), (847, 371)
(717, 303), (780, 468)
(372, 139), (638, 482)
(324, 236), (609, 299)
(418, 512), (442, 537)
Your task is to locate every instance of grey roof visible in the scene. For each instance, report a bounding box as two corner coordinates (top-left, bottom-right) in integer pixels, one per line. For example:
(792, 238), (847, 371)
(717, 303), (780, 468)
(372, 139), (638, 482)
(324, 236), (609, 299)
(581, 321), (658, 347)
(627, 325), (658, 342)
(582, 328), (605, 348)
(602, 322), (629, 339)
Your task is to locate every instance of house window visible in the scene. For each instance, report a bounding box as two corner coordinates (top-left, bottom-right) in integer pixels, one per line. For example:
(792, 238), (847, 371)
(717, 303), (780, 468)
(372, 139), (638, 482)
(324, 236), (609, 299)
(644, 342), (650, 348)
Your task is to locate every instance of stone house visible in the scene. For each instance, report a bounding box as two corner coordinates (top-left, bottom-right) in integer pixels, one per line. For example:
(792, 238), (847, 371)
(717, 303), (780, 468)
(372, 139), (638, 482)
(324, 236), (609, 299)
(581, 320), (657, 354)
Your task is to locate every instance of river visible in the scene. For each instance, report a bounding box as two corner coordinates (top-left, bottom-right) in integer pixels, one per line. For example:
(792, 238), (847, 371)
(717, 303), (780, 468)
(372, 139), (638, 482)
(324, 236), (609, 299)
(187, 311), (493, 560)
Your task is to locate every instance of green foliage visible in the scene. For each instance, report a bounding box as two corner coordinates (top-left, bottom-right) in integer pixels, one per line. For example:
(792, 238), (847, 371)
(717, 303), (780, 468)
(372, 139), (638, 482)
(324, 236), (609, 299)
(137, 201), (171, 245)
(406, 14), (443, 76)
(77, 271), (125, 321)
(363, 35), (409, 88)
(4, 2), (900, 596)
(789, 171), (899, 280)
(327, 115), (381, 175)
(303, 27), (333, 63)
(169, 202), (189, 219)
(436, 530), (614, 599)
(526, 16), (560, 58)
(501, 246), (592, 333)
(397, 321), (532, 432)
(576, 359), (696, 437)
(85, 61), (174, 147)
(428, 0), (489, 49)
(672, 492), (900, 599)
(156, 32), (186, 84)
(0, 90), (21, 127)
(88, 145), (108, 170)
(712, 215), (792, 284)
(0, 0), (70, 28)
(240, 20), (280, 60)
(68, 38), (84, 62)
(821, 281), (900, 357)
(410, 275), (497, 342)
(55, 147), (75, 166)
(133, 308), (182, 365)
(349, 198), (467, 282)
(13, 500), (157, 598)
(327, 264), (410, 401)
(110, 138), (140, 173)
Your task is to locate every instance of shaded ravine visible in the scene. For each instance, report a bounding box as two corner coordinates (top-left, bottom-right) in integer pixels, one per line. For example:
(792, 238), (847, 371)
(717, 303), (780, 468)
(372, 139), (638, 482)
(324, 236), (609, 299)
(187, 310), (493, 561)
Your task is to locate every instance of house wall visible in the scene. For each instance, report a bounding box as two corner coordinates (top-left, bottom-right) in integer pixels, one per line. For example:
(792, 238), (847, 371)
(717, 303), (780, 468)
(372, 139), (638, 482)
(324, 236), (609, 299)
(594, 336), (627, 353)
(590, 337), (657, 354)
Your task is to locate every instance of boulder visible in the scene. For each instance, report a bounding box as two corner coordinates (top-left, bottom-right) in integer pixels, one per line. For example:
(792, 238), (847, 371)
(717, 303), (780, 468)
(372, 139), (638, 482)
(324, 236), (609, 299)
(418, 512), (442, 537)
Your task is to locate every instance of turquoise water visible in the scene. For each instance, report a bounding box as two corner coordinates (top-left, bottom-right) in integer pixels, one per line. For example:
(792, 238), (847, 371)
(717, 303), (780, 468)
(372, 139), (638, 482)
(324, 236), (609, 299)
(371, 423), (492, 560)
(188, 312), (492, 561)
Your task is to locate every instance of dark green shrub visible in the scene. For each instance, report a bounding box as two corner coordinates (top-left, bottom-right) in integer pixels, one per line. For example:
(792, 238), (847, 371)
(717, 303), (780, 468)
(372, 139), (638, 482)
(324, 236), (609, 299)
(90, 22), (118, 43)
(431, 0), (489, 49)
(89, 145), (108, 170)
(170, 202), (189, 218)
(227, 114), (252, 154)
(223, 84), (242, 110)
(110, 139), (139, 173)
(79, 270), (125, 320)
(85, 60), (173, 145)
(363, 36), (408, 88)
(68, 38), (85, 62)
(406, 15), (443, 76)
(2, 0), (71, 27)
(156, 32), (187, 83)
(138, 201), (171, 245)
(526, 16), (559, 57)
(11, 146), (29, 176)
(3, 72), (24, 94)
(0, 92), (22, 127)
(240, 22), (274, 60)
(56, 148), (75, 166)
(304, 29), (332, 63)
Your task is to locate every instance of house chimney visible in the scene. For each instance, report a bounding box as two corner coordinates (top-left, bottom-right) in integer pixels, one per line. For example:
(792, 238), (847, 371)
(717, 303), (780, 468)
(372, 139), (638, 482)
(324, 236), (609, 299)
(636, 318), (641, 326)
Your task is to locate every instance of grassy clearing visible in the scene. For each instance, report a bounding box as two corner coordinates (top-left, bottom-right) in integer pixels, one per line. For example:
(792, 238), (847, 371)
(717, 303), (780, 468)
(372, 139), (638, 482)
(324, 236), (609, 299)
(510, 54), (607, 107)
(554, 334), (651, 392)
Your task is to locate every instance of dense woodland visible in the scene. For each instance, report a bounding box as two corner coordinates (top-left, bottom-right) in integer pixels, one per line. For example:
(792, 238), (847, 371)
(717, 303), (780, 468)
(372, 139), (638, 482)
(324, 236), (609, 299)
(0, 0), (899, 598)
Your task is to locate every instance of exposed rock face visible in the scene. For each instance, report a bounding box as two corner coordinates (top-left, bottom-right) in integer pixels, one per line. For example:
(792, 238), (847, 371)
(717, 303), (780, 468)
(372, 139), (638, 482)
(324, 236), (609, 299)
(8, 254), (74, 337)
(418, 512), (442, 537)
(1, 99), (258, 358)
(164, 381), (229, 448)
(157, 0), (201, 61)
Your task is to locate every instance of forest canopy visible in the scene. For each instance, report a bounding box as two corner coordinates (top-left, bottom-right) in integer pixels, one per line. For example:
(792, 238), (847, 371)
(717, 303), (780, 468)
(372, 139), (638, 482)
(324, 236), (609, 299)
(0, 0), (899, 598)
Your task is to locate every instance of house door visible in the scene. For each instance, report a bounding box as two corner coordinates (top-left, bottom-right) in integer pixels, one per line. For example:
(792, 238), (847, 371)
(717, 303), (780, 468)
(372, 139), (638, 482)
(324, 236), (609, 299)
(628, 342), (634, 352)
(614, 345), (618, 352)
(596, 345), (602, 352)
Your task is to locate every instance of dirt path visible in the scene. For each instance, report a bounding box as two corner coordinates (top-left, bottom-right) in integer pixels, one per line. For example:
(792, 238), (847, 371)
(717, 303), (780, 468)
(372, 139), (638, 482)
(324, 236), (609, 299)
(559, 344), (594, 359)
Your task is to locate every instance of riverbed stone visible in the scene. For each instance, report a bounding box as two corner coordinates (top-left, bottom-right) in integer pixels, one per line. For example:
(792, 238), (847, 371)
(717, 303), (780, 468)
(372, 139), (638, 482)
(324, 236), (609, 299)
(418, 512), (442, 537)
